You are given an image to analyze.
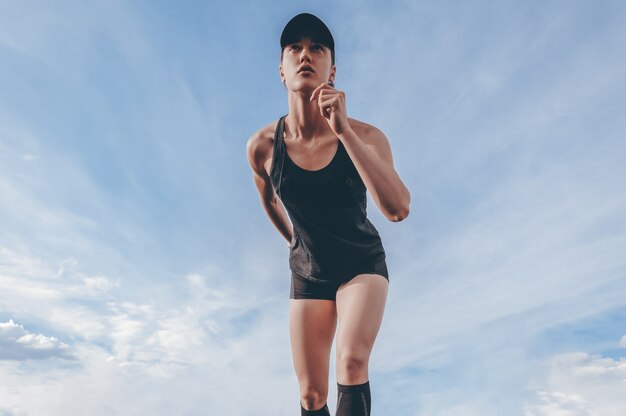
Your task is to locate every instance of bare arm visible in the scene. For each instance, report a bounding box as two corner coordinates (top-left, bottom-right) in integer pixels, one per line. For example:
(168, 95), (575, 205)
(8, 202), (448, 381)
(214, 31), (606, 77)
(339, 124), (410, 222)
(246, 132), (295, 247)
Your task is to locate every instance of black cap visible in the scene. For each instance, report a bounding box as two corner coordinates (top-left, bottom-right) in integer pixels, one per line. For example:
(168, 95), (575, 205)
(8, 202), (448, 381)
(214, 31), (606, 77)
(280, 13), (335, 52)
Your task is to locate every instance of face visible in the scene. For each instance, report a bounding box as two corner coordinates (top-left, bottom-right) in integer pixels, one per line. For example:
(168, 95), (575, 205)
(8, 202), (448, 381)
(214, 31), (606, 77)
(280, 37), (335, 90)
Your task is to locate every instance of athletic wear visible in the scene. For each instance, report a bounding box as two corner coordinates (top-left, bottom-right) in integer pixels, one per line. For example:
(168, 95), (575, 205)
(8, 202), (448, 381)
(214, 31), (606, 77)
(270, 114), (388, 293)
(336, 381), (371, 416)
(301, 402), (331, 415)
(291, 252), (388, 300)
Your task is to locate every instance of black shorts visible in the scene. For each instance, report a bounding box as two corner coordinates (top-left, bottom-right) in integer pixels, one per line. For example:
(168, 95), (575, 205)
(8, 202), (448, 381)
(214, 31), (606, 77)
(290, 253), (389, 301)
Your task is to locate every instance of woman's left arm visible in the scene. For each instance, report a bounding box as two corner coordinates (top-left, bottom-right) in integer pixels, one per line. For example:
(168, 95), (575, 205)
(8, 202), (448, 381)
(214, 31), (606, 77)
(310, 82), (410, 221)
(339, 125), (411, 222)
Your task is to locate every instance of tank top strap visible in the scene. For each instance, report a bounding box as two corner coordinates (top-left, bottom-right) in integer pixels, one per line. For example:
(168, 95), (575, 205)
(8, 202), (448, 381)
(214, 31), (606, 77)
(270, 114), (288, 199)
(278, 114), (287, 147)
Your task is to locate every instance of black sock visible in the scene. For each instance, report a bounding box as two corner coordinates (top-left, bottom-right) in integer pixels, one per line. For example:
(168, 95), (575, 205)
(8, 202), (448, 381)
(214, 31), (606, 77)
(301, 402), (330, 415)
(336, 381), (371, 416)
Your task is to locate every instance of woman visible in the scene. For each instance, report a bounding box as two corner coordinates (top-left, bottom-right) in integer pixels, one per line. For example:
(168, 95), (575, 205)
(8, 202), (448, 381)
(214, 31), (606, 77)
(246, 12), (410, 415)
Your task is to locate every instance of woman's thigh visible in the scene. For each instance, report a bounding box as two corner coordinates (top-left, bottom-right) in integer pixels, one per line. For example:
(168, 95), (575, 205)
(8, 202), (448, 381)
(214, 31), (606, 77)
(335, 274), (389, 378)
(289, 299), (337, 390)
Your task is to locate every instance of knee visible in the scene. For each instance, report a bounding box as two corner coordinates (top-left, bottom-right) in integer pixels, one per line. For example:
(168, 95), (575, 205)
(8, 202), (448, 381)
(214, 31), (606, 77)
(300, 387), (328, 411)
(337, 350), (369, 376)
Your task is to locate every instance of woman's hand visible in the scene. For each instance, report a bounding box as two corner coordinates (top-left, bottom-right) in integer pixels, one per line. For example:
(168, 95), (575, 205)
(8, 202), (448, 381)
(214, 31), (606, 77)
(310, 82), (351, 136)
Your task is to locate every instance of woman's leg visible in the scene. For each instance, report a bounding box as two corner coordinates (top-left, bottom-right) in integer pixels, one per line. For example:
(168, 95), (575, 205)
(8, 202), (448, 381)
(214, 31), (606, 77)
(289, 298), (337, 413)
(335, 273), (389, 415)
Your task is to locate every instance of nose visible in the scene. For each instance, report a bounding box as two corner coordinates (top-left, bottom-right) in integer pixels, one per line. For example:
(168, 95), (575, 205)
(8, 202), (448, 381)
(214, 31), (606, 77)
(299, 48), (313, 62)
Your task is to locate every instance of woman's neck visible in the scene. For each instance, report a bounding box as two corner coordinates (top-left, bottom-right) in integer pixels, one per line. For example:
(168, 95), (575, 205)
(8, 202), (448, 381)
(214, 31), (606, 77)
(285, 93), (333, 141)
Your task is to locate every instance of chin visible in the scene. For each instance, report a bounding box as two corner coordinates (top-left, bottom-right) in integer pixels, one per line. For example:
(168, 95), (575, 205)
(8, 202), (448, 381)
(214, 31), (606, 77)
(290, 78), (318, 90)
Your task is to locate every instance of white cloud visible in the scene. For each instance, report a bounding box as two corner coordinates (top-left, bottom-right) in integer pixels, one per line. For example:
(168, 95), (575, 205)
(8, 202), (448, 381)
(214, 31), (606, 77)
(0, 240), (300, 414)
(525, 349), (626, 416)
(526, 390), (590, 416)
(0, 245), (120, 301)
(0, 319), (75, 361)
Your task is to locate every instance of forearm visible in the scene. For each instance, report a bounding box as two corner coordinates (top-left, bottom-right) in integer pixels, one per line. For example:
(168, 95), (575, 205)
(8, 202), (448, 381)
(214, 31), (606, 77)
(261, 197), (294, 246)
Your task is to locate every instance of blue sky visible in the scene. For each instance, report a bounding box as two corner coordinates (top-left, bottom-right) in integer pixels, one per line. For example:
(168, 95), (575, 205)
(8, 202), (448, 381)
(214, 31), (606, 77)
(1, 0), (625, 415)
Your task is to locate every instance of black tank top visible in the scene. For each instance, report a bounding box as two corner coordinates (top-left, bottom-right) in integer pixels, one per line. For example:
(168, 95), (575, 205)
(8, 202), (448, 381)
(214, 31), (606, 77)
(270, 114), (386, 283)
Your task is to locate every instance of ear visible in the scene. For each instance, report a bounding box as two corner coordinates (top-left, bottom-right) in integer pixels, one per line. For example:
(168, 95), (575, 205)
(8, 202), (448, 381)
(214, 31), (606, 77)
(279, 64), (285, 84)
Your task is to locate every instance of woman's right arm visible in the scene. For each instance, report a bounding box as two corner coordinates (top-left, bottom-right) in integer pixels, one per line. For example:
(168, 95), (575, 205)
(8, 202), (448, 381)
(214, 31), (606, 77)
(246, 131), (295, 247)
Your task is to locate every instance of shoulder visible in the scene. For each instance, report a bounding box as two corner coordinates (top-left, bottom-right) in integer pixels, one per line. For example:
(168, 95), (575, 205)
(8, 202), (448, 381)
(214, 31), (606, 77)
(246, 119), (279, 174)
(347, 117), (388, 144)
(246, 119), (278, 153)
(346, 117), (394, 166)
